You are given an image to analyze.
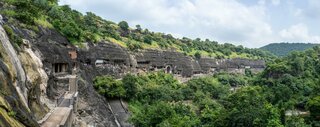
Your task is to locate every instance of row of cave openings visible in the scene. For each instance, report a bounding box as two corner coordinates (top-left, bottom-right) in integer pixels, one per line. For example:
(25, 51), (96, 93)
(91, 58), (175, 74)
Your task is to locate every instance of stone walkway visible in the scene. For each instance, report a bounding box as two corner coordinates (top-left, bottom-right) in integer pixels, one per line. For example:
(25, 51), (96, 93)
(39, 75), (78, 127)
(41, 107), (72, 127)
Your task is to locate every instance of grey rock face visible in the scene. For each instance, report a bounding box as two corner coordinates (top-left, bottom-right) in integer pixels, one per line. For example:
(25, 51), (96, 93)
(16, 27), (118, 127)
(7, 22), (266, 127)
(134, 50), (207, 77)
(0, 25), (39, 127)
(79, 42), (266, 77)
(0, 24), (28, 108)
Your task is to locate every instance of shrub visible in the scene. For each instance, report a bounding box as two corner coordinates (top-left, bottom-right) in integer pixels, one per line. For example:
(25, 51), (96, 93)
(127, 41), (142, 51)
(93, 76), (125, 98)
(8, 111), (16, 117)
(143, 35), (153, 44)
(3, 24), (14, 39)
(307, 96), (320, 120)
(194, 52), (201, 59)
(3, 24), (23, 46)
(118, 21), (129, 31)
(122, 74), (139, 99)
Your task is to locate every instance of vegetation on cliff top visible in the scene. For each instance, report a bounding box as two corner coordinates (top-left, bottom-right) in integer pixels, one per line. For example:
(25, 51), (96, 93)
(260, 42), (319, 57)
(0, 0), (274, 59)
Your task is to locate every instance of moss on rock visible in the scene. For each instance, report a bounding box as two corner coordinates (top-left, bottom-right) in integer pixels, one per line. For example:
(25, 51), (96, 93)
(0, 108), (25, 127)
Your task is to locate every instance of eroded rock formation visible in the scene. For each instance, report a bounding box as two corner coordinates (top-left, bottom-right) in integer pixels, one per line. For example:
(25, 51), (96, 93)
(0, 15), (266, 126)
(79, 42), (265, 77)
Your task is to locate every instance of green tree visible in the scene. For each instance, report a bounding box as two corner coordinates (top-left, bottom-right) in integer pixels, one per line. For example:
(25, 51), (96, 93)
(93, 76), (125, 98)
(224, 86), (284, 127)
(307, 96), (320, 122)
(194, 52), (201, 59)
(135, 24), (142, 32)
(285, 116), (311, 127)
(118, 21), (129, 31)
(122, 74), (139, 99)
(130, 101), (175, 127)
(186, 77), (230, 99)
(143, 34), (153, 44)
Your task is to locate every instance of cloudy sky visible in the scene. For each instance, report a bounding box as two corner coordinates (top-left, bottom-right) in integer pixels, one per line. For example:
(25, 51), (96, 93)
(59, 0), (320, 48)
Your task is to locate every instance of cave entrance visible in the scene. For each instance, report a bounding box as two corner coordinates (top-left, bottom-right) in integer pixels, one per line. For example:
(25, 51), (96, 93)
(137, 61), (150, 65)
(165, 65), (172, 74)
(95, 59), (110, 66)
(53, 63), (68, 73)
(95, 59), (104, 66)
(84, 59), (91, 66)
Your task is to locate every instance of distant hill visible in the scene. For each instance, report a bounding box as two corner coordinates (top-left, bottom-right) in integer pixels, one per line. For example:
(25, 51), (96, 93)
(260, 43), (319, 56)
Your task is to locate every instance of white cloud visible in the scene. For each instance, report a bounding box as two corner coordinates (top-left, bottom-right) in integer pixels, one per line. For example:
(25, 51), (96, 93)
(294, 0), (320, 19)
(271, 0), (281, 6)
(294, 8), (303, 17)
(279, 23), (320, 42)
(258, 0), (266, 5)
(258, 0), (280, 6)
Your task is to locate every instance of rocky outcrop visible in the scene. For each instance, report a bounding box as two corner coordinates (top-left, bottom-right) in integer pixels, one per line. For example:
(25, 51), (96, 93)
(0, 24), (39, 127)
(23, 27), (118, 127)
(0, 24), (28, 109)
(135, 50), (198, 77)
(0, 14), (267, 126)
(78, 42), (131, 78)
(79, 42), (265, 77)
(76, 70), (117, 127)
(0, 58), (38, 127)
(0, 19), (117, 126)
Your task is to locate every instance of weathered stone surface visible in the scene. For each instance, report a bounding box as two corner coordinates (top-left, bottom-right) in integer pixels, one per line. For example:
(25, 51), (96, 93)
(75, 70), (117, 127)
(79, 41), (266, 78)
(78, 42), (131, 78)
(1, 18), (267, 127)
(198, 57), (265, 74)
(135, 50), (198, 77)
(17, 27), (118, 127)
(0, 52), (39, 127)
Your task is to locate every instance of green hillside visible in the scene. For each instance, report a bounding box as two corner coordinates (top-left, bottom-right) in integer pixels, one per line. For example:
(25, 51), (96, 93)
(0, 0), (273, 59)
(260, 42), (319, 56)
(94, 46), (320, 126)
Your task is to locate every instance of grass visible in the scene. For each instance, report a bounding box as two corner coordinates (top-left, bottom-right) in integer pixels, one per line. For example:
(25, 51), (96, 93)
(187, 49), (213, 57)
(85, 35), (260, 60)
(141, 41), (160, 49)
(106, 37), (127, 48)
(34, 17), (53, 29)
(0, 10), (16, 17)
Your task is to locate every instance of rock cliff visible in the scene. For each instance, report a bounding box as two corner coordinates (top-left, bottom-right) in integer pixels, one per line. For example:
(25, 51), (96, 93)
(0, 15), (266, 126)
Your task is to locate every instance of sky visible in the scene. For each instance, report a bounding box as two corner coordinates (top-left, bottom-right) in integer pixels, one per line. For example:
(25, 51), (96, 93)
(59, 0), (320, 48)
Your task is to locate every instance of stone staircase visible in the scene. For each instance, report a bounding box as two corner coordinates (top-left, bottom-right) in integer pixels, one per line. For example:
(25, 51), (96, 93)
(38, 75), (78, 127)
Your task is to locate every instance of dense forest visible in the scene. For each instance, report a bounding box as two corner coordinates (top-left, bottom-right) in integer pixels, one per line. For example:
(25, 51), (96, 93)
(0, 0), (273, 59)
(260, 43), (319, 57)
(94, 46), (320, 126)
